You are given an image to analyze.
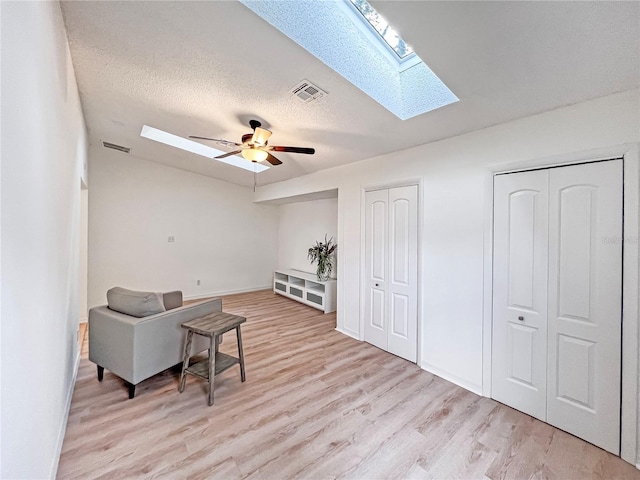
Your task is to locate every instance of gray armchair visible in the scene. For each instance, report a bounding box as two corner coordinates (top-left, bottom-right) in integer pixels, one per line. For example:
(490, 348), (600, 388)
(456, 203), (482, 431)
(89, 289), (222, 398)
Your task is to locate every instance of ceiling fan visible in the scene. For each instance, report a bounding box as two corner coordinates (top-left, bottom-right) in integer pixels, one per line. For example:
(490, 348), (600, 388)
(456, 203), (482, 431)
(190, 120), (315, 166)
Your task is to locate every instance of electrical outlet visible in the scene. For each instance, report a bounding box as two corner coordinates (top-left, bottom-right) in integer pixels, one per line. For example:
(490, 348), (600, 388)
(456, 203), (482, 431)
(168, 236), (175, 243)
(196, 280), (201, 286)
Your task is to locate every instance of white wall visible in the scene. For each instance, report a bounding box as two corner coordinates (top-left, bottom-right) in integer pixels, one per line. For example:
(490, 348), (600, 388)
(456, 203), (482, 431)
(256, 89), (640, 405)
(88, 147), (280, 308)
(1, 2), (88, 478)
(78, 186), (89, 322)
(278, 198), (338, 275)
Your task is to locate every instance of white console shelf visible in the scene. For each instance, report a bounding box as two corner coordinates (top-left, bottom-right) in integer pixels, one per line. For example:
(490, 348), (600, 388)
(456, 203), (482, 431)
(273, 269), (337, 314)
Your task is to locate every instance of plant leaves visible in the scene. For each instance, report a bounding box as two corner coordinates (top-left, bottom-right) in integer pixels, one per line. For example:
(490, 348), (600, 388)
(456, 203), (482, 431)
(308, 234), (338, 270)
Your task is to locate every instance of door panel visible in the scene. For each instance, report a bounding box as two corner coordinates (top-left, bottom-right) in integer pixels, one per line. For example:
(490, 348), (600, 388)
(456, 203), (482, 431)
(508, 323), (537, 387)
(370, 289), (385, 329)
(492, 170), (549, 421)
(556, 186), (595, 321)
(556, 334), (595, 410)
(391, 198), (410, 285)
(371, 200), (387, 281)
(391, 293), (409, 337)
(387, 185), (418, 362)
(364, 189), (389, 350)
(508, 192), (538, 310)
(547, 160), (622, 454)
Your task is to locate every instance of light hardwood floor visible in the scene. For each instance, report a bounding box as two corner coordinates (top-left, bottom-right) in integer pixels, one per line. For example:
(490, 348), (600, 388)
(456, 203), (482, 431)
(59, 290), (640, 479)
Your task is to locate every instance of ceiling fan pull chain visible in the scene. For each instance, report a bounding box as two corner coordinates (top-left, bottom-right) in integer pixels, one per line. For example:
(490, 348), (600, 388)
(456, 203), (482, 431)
(254, 171), (257, 193)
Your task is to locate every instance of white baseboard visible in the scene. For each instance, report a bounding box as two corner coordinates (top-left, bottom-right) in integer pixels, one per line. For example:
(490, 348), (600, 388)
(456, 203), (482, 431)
(50, 349), (81, 479)
(332, 331), (484, 398)
(332, 330), (484, 397)
(420, 361), (483, 396)
(184, 285), (272, 301)
(335, 327), (360, 341)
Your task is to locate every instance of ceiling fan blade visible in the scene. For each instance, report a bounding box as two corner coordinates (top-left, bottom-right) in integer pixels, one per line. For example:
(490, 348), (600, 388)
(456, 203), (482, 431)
(189, 135), (218, 141)
(214, 150), (242, 159)
(189, 136), (241, 148)
(271, 146), (315, 155)
(265, 153), (283, 166)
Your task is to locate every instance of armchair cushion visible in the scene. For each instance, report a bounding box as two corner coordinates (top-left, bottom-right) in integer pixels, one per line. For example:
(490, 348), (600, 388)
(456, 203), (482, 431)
(107, 286), (166, 317)
(162, 291), (183, 310)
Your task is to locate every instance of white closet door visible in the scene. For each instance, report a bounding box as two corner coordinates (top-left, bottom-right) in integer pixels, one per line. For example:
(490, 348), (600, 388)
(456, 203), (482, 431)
(364, 186), (418, 362)
(492, 169), (549, 421)
(387, 185), (418, 362)
(364, 189), (389, 351)
(546, 160), (622, 454)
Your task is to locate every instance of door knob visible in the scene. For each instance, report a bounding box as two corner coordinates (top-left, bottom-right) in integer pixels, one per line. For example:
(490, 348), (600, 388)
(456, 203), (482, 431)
(518, 316), (524, 321)
(375, 283), (380, 287)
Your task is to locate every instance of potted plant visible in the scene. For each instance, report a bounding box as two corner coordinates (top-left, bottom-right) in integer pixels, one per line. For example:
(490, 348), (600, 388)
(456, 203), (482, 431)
(308, 234), (337, 281)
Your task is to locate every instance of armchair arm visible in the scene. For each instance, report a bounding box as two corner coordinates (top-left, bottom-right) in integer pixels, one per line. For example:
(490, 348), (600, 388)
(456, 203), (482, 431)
(89, 307), (137, 383)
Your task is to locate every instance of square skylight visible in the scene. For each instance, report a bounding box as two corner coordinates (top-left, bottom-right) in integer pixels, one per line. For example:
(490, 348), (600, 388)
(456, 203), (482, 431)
(348, 0), (413, 59)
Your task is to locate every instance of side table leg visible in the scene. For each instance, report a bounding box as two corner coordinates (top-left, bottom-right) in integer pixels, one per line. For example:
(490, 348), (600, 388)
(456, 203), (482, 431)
(208, 335), (216, 406)
(179, 330), (193, 393)
(236, 326), (246, 382)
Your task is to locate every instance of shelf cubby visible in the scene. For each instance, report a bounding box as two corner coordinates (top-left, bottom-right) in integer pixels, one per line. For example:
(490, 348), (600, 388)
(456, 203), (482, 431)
(274, 272), (289, 283)
(289, 276), (305, 287)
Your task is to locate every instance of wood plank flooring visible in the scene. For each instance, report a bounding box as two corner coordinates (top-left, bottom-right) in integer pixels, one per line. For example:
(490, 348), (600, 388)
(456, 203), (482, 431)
(58, 290), (640, 479)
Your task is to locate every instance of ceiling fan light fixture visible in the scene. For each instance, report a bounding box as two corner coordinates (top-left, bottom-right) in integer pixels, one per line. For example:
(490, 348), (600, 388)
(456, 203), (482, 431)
(252, 127), (272, 146)
(242, 148), (268, 162)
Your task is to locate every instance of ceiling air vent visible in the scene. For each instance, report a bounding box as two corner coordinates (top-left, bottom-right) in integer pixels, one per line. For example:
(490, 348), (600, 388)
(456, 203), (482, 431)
(102, 141), (130, 154)
(290, 80), (327, 103)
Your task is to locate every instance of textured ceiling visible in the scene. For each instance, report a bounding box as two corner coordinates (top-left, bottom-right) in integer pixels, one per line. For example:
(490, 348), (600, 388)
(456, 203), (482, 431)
(60, 1), (640, 188)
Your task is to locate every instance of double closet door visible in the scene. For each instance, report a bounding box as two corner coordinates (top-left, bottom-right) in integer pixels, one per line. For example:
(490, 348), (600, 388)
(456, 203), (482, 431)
(492, 160), (622, 454)
(364, 185), (418, 363)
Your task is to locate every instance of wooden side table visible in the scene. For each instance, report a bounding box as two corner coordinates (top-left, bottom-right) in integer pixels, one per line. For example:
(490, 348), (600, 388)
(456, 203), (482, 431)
(179, 311), (246, 406)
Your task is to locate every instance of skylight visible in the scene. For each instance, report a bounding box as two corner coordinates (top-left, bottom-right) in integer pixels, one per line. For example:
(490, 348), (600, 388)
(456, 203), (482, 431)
(348, 0), (413, 59)
(240, 0), (458, 120)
